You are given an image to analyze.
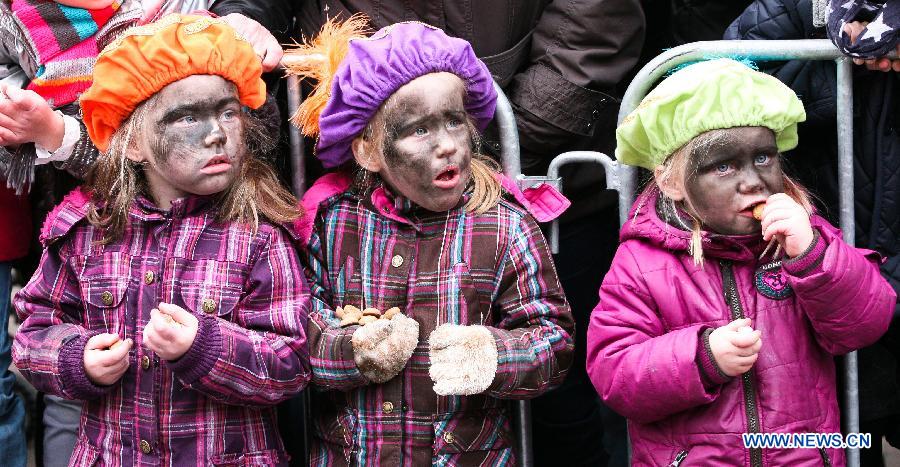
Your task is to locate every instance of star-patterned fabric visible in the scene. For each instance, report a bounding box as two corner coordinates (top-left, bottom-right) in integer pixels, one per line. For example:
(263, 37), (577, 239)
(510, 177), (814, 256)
(827, 0), (900, 58)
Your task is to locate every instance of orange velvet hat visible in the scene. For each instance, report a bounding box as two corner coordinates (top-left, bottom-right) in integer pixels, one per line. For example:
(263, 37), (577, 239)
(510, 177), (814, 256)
(80, 14), (267, 152)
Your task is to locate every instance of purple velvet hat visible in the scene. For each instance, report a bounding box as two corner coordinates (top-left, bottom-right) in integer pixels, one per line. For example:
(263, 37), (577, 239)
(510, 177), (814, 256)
(316, 22), (497, 168)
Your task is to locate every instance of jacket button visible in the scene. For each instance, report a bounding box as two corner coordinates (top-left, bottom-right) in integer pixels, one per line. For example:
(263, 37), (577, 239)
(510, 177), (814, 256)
(140, 439), (152, 454)
(382, 401), (394, 414)
(202, 298), (217, 314)
(100, 291), (114, 306)
(391, 255), (404, 268)
(144, 271), (155, 285)
(442, 432), (455, 444)
(141, 355), (151, 370)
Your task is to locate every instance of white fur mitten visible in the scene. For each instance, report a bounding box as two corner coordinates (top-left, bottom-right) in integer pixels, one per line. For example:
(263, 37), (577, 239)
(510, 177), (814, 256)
(351, 313), (419, 384)
(428, 324), (498, 396)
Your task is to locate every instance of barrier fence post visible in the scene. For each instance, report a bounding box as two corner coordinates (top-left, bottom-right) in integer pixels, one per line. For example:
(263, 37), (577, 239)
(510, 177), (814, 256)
(285, 74), (307, 197)
(836, 55), (860, 467)
(283, 70), (311, 465)
(492, 82), (535, 467)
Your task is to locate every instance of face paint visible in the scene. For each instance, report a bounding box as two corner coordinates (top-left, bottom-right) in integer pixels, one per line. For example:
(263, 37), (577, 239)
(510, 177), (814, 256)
(684, 126), (785, 235)
(373, 72), (473, 212)
(136, 75), (246, 209)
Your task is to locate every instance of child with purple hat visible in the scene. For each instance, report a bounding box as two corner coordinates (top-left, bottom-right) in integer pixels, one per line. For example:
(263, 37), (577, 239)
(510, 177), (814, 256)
(286, 17), (575, 466)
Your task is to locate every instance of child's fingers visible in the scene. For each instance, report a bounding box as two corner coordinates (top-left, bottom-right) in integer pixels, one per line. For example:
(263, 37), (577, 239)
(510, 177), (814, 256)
(158, 302), (189, 321)
(0, 125), (17, 145)
(105, 338), (132, 363)
(722, 318), (751, 332)
(733, 356), (758, 374)
(86, 333), (121, 351)
(149, 311), (177, 340)
(731, 329), (761, 348)
(2, 86), (34, 110)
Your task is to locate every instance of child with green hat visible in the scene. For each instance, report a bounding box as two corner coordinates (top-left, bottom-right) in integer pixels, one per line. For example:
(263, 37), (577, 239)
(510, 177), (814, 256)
(585, 58), (896, 466)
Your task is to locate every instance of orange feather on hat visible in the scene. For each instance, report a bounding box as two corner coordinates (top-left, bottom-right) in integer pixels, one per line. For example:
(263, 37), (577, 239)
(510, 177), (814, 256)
(282, 14), (370, 137)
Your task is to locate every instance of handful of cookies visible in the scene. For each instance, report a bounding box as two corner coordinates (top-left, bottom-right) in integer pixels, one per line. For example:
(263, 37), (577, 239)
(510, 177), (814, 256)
(336, 305), (403, 327)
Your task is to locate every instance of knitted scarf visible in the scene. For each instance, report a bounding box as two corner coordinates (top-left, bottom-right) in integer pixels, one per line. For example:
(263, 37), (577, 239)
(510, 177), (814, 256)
(10, 0), (122, 107)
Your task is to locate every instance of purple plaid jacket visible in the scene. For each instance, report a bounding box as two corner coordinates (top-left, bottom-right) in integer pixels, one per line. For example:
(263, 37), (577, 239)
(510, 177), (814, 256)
(13, 190), (311, 467)
(301, 176), (574, 466)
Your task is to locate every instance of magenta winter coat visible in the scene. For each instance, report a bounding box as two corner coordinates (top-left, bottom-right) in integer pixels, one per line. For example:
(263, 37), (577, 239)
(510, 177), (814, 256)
(586, 188), (896, 467)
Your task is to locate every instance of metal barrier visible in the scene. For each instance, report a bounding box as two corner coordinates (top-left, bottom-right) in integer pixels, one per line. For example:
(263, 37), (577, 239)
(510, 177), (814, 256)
(281, 66), (537, 465)
(542, 39), (864, 466)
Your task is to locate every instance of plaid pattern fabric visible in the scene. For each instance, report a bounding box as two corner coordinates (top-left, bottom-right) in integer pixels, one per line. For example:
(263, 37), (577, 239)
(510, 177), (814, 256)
(302, 181), (574, 466)
(9, 0), (137, 106)
(13, 192), (311, 466)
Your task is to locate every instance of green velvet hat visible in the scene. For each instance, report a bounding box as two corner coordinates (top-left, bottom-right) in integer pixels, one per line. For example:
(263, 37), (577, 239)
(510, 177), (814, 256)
(616, 59), (806, 170)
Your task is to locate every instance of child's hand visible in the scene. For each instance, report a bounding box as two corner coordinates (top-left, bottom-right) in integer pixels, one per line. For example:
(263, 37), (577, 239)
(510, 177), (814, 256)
(0, 84), (65, 150)
(708, 318), (762, 377)
(759, 193), (814, 258)
(84, 333), (132, 386)
(143, 303), (199, 361)
(351, 313), (419, 384)
(428, 324), (498, 395)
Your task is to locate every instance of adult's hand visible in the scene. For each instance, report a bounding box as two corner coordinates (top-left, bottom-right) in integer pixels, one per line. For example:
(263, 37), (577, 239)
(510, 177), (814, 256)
(139, 4), (283, 72)
(221, 13), (283, 72)
(844, 21), (900, 72)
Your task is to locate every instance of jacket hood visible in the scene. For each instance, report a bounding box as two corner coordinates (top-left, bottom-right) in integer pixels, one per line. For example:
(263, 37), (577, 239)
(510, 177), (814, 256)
(621, 186), (773, 263)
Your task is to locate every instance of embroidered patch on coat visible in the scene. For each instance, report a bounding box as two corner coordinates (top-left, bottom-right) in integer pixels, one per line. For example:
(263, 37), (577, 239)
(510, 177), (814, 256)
(755, 261), (794, 300)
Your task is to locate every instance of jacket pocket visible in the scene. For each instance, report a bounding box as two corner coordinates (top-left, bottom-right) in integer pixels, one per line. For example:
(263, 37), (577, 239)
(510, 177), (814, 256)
(432, 408), (513, 455)
(451, 262), (484, 325)
(209, 449), (289, 466)
(69, 437), (100, 467)
(337, 255), (363, 310)
(313, 409), (358, 464)
(79, 276), (128, 334)
(179, 282), (241, 322)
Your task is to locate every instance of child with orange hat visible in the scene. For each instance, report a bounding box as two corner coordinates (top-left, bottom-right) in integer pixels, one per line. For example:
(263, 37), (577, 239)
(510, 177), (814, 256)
(12, 14), (310, 465)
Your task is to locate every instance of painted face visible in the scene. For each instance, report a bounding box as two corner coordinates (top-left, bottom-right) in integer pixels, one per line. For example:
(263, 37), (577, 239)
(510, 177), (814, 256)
(54, 0), (116, 9)
(684, 126), (785, 235)
(374, 72), (473, 212)
(132, 75), (246, 209)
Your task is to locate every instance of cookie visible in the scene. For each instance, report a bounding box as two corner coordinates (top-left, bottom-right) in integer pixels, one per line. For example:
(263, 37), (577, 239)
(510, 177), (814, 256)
(753, 203), (766, 221)
(340, 315), (360, 327)
(359, 315), (378, 325)
(382, 307), (401, 320)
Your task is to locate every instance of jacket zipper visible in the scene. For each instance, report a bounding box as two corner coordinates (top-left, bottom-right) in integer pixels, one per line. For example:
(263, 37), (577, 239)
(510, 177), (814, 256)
(669, 449), (689, 467)
(820, 448), (832, 467)
(720, 261), (763, 467)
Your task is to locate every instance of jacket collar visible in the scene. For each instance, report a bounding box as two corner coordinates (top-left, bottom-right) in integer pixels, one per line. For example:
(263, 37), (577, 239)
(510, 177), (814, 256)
(622, 186), (768, 262)
(132, 194), (213, 221)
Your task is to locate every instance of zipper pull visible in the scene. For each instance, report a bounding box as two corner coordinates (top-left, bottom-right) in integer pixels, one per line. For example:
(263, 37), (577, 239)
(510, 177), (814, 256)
(669, 450), (689, 467)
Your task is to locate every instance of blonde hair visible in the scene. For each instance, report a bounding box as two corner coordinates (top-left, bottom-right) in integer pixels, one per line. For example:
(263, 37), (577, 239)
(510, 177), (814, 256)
(86, 97), (300, 243)
(654, 128), (813, 266)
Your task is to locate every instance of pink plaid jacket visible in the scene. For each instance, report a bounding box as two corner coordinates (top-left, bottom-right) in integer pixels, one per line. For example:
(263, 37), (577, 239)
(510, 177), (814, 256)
(13, 190), (311, 466)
